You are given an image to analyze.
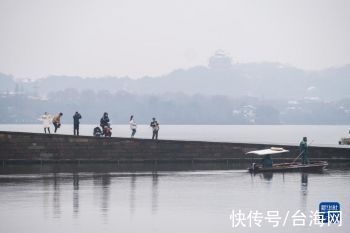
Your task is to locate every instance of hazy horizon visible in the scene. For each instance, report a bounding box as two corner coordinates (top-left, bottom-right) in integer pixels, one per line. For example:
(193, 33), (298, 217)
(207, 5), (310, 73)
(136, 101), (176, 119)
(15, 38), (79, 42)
(1, 56), (350, 80)
(1, 0), (349, 79)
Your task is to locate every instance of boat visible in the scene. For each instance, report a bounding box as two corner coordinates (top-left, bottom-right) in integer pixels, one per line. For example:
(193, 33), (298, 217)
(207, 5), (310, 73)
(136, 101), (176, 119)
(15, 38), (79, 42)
(338, 130), (350, 145)
(339, 137), (350, 145)
(247, 147), (328, 173)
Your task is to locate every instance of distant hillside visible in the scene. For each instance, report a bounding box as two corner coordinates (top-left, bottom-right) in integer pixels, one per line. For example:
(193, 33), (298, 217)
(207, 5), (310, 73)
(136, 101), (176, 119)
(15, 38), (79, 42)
(1, 53), (350, 101)
(1, 57), (350, 124)
(1, 91), (349, 124)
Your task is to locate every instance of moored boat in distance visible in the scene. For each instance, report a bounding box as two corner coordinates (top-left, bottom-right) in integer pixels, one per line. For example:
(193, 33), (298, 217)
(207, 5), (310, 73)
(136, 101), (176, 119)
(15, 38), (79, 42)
(247, 147), (328, 173)
(339, 137), (350, 145)
(338, 129), (350, 145)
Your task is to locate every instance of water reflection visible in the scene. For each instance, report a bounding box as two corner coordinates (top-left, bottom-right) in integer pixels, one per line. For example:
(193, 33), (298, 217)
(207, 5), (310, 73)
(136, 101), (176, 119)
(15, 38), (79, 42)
(53, 172), (61, 218)
(152, 172), (159, 215)
(249, 172), (274, 182)
(301, 173), (308, 191)
(129, 174), (136, 215)
(42, 175), (50, 219)
(101, 174), (111, 215)
(262, 172), (273, 181)
(93, 173), (111, 218)
(300, 173), (309, 198)
(300, 172), (308, 206)
(0, 164), (349, 233)
(73, 172), (79, 217)
(44, 171), (160, 219)
(65, 168), (314, 221)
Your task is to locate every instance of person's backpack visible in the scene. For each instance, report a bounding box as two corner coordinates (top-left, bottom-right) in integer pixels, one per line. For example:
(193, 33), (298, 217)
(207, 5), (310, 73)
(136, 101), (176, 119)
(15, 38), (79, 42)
(93, 127), (102, 137)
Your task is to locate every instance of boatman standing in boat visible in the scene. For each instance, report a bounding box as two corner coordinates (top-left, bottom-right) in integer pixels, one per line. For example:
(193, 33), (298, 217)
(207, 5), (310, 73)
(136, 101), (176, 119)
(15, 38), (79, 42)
(299, 137), (310, 164)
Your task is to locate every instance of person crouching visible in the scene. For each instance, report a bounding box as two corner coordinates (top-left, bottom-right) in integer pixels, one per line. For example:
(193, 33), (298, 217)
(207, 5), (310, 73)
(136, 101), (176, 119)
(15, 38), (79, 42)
(52, 112), (63, 133)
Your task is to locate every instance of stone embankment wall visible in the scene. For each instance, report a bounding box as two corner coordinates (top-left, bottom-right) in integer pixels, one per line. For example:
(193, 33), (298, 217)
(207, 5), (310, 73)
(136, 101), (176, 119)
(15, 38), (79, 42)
(0, 131), (349, 164)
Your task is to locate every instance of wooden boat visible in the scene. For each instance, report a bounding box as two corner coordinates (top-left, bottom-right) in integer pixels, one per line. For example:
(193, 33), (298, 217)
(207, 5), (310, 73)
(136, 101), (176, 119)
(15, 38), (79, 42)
(248, 161), (328, 173)
(247, 147), (328, 173)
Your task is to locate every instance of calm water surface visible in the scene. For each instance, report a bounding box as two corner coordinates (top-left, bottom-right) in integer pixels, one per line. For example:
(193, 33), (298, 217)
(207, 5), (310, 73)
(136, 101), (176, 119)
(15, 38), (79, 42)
(0, 124), (349, 232)
(0, 165), (349, 233)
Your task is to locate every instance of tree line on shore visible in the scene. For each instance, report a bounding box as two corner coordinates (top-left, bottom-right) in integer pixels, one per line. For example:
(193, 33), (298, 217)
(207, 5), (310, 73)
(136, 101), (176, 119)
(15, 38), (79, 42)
(1, 89), (349, 124)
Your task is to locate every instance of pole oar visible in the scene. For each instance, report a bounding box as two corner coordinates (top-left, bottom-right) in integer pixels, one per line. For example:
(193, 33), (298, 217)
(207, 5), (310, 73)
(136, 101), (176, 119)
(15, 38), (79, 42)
(292, 140), (314, 164)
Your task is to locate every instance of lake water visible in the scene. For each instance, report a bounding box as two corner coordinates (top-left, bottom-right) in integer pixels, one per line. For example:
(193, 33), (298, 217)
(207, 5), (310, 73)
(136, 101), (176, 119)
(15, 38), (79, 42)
(0, 124), (349, 147)
(0, 165), (349, 233)
(0, 125), (349, 232)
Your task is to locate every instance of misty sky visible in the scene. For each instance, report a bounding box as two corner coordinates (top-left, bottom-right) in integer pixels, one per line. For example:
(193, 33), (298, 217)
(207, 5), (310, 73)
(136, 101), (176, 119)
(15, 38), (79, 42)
(0, 0), (349, 79)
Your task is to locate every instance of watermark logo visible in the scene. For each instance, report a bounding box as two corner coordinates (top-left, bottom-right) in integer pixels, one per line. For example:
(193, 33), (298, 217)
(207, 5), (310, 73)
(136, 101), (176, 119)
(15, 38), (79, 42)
(229, 206), (342, 228)
(319, 202), (341, 225)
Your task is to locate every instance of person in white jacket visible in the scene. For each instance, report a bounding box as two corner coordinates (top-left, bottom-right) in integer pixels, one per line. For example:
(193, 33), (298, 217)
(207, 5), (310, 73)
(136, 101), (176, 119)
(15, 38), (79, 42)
(39, 112), (52, 134)
(129, 115), (137, 138)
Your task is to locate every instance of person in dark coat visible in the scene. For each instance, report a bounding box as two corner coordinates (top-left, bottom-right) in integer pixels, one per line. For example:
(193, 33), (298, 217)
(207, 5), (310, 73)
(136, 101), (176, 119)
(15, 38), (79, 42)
(100, 112), (110, 129)
(73, 111), (82, 136)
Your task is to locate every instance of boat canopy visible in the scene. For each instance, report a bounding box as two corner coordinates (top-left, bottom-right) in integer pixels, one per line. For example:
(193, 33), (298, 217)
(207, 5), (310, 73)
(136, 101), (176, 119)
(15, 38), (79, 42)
(246, 147), (289, 156)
